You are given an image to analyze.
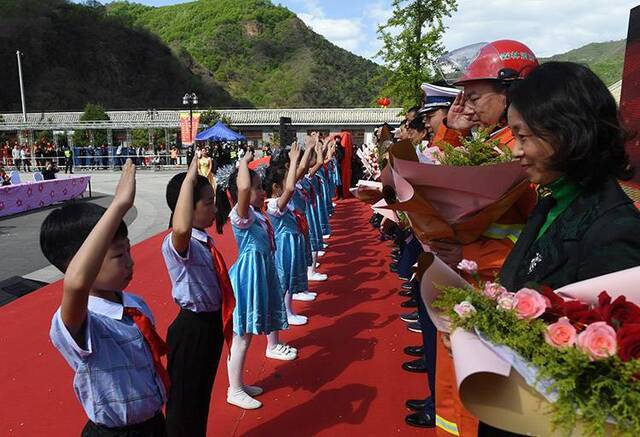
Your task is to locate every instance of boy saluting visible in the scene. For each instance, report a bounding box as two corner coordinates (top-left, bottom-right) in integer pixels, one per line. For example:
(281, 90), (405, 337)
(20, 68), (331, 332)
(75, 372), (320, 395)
(43, 160), (169, 436)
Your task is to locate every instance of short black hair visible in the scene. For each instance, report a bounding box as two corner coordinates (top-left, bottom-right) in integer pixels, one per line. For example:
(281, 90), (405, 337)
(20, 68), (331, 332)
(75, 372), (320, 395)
(263, 165), (288, 197)
(165, 172), (211, 228)
(40, 203), (128, 273)
(408, 117), (427, 132)
(509, 61), (633, 187)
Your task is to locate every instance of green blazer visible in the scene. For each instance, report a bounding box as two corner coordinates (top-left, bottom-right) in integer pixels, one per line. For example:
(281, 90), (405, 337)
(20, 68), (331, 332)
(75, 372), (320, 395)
(500, 178), (640, 291)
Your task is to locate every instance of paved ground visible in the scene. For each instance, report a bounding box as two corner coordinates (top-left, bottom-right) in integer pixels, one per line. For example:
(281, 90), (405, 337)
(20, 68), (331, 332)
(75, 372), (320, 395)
(0, 169), (182, 284)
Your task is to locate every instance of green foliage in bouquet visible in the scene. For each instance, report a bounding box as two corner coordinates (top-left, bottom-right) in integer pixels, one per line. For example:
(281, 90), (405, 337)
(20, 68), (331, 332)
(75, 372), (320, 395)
(436, 128), (513, 166)
(433, 286), (640, 436)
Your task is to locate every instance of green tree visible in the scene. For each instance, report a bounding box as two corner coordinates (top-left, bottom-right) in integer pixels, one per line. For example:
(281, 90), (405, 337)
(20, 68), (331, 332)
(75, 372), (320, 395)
(376, 0), (458, 109)
(200, 108), (232, 127)
(74, 103), (110, 146)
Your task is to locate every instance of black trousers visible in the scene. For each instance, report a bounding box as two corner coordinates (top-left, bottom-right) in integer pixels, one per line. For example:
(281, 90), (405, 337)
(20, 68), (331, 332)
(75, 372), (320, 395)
(165, 309), (223, 437)
(417, 283), (437, 408)
(81, 412), (166, 437)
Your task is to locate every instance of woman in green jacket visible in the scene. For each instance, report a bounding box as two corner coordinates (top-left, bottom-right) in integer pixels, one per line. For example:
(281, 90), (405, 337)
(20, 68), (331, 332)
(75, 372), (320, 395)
(481, 61), (640, 436)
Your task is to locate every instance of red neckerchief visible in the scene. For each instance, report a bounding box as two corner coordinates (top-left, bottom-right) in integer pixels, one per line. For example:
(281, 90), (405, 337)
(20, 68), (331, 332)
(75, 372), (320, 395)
(123, 307), (171, 393)
(207, 239), (235, 349)
(292, 209), (309, 238)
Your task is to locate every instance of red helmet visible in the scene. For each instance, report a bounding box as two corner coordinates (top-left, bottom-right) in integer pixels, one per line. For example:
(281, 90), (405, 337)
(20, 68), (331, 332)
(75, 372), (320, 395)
(436, 40), (538, 86)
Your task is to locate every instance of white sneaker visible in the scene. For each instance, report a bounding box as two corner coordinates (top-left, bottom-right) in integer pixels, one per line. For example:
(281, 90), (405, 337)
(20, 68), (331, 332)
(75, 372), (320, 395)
(323, 234), (330, 240)
(323, 243), (329, 249)
(288, 314), (308, 325)
(315, 262), (320, 268)
(308, 272), (328, 281)
(332, 202), (336, 207)
(317, 251), (326, 257)
(280, 343), (298, 353)
(227, 388), (262, 410)
(243, 385), (264, 397)
(266, 344), (297, 360)
(293, 292), (316, 301)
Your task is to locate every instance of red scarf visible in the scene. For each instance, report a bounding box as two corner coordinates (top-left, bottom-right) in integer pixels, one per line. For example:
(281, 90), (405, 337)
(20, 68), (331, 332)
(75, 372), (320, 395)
(293, 209), (309, 238)
(123, 307), (171, 393)
(256, 209), (276, 252)
(207, 241), (236, 348)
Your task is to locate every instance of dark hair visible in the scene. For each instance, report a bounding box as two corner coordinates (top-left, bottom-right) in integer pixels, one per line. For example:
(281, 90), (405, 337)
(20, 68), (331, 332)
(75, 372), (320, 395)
(217, 167), (259, 231)
(40, 203), (128, 273)
(165, 172), (211, 228)
(509, 61), (633, 187)
(263, 165), (288, 197)
(406, 106), (421, 117)
(407, 116), (427, 132)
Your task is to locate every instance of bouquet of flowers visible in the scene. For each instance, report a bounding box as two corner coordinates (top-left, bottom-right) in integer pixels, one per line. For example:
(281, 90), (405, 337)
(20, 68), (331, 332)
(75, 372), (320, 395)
(356, 142), (382, 180)
(429, 259), (640, 436)
(382, 133), (529, 244)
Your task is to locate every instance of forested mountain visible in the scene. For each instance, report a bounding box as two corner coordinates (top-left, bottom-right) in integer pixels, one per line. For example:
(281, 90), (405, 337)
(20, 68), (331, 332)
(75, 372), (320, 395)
(105, 0), (385, 108)
(0, 0), (242, 112)
(0, 0), (385, 111)
(541, 39), (626, 86)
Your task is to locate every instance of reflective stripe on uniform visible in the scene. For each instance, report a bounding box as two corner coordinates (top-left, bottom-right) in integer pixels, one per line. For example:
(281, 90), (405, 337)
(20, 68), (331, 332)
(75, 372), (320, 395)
(436, 414), (460, 436)
(482, 222), (524, 244)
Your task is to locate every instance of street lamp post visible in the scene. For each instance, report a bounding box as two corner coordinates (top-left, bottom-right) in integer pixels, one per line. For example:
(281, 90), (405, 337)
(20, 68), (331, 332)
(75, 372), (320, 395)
(146, 108), (159, 150)
(182, 93), (198, 148)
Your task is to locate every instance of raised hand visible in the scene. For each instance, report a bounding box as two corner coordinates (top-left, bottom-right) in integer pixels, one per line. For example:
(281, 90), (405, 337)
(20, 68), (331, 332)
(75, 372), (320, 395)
(242, 149), (254, 164)
(288, 142), (301, 162)
(446, 92), (474, 132)
(113, 159), (136, 211)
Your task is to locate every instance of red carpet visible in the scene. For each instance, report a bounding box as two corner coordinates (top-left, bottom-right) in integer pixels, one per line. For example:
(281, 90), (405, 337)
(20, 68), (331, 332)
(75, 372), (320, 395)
(0, 198), (434, 436)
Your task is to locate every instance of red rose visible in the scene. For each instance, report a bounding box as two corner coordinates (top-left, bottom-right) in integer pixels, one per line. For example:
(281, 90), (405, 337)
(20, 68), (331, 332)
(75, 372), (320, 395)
(598, 291), (640, 328)
(561, 300), (603, 326)
(617, 324), (640, 362)
(539, 285), (565, 313)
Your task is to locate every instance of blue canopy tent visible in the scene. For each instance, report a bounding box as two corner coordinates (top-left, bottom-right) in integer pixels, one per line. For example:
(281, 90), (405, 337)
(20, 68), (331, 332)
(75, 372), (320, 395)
(195, 121), (246, 142)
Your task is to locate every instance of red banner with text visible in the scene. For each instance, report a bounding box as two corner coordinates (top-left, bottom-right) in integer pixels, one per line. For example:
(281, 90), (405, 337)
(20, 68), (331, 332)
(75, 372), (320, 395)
(180, 112), (200, 146)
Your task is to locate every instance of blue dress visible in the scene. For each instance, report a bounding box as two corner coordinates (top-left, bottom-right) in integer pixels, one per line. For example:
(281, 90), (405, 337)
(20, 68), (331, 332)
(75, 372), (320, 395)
(267, 198), (309, 293)
(313, 173), (331, 235)
(292, 186), (313, 266)
(318, 167), (334, 216)
(302, 177), (324, 252)
(330, 157), (342, 187)
(228, 206), (288, 336)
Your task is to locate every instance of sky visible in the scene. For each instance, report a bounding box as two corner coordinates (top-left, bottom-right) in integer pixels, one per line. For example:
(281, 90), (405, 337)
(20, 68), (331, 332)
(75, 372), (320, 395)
(92, 0), (636, 59)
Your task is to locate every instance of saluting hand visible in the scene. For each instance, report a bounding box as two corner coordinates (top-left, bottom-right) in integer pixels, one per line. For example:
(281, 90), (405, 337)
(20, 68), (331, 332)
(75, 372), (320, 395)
(446, 92), (474, 132)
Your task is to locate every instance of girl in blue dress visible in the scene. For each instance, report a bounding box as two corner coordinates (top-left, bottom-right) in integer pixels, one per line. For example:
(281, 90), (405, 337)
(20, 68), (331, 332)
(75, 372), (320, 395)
(305, 142), (330, 281)
(224, 151), (296, 411)
(264, 145), (310, 325)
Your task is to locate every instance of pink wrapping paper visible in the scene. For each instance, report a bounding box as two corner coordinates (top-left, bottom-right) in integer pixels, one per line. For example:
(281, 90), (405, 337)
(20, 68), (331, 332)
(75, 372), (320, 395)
(372, 199), (398, 223)
(420, 254), (471, 332)
(391, 155), (526, 222)
(555, 266), (640, 305)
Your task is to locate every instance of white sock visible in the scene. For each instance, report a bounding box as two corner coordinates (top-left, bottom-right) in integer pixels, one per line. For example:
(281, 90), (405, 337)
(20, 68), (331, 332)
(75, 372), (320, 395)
(227, 334), (252, 390)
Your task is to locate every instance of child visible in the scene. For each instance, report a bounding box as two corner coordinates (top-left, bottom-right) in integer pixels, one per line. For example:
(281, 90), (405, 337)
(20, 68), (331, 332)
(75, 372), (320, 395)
(225, 151), (295, 410)
(162, 158), (233, 436)
(291, 142), (319, 301)
(306, 143), (330, 274)
(264, 145), (309, 325)
(45, 160), (169, 436)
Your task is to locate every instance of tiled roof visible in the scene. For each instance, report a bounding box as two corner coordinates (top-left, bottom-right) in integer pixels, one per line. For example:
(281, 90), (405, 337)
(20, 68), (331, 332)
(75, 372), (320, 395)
(608, 80), (622, 104)
(0, 108), (404, 129)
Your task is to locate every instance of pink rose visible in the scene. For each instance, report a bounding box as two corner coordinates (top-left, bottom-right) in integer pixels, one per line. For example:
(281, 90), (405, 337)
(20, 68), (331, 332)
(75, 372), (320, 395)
(497, 292), (516, 310)
(483, 282), (507, 300)
(457, 259), (478, 274)
(453, 301), (476, 319)
(545, 318), (577, 349)
(514, 288), (548, 319)
(577, 321), (617, 361)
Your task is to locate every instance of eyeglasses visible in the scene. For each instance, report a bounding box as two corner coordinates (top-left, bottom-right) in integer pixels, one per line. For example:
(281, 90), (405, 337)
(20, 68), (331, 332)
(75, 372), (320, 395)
(465, 92), (500, 110)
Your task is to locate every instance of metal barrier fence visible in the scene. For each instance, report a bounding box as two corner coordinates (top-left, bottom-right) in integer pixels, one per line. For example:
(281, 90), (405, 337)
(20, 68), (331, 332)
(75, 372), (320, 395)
(1, 151), (189, 171)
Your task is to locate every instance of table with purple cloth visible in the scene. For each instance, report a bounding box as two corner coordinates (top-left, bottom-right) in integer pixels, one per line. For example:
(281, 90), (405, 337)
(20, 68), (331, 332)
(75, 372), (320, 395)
(0, 176), (91, 218)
